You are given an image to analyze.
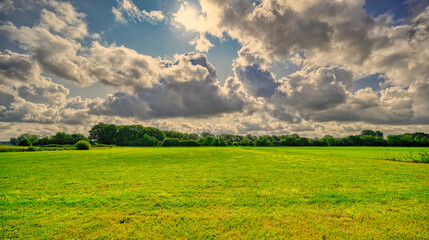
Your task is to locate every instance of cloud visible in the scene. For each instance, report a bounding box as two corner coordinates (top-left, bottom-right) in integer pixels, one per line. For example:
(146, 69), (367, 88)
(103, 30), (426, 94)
(0, 3), (92, 86)
(174, 0), (428, 126)
(173, 0), (429, 87)
(234, 64), (278, 98)
(112, 0), (165, 24)
(275, 66), (353, 111)
(112, 7), (127, 23)
(17, 83), (69, 107)
(172, 2), (215, 52)
(0, 51), (42, 84)
(0, 1), (254, 124)
(0, 0), (14, 12)
(89, 52), (248, 119)
(39, 0), (89, 39)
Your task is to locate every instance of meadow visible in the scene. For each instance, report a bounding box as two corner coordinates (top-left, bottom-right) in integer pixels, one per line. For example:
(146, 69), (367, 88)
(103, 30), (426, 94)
(1, 147), (428, 239)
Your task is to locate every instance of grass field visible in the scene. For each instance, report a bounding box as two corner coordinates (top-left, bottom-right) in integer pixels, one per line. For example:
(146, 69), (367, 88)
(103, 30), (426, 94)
(1, 147), (428, 239)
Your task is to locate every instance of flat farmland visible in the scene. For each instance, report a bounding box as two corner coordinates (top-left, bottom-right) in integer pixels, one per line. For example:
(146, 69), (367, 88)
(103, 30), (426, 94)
(1, 147), (428, 239)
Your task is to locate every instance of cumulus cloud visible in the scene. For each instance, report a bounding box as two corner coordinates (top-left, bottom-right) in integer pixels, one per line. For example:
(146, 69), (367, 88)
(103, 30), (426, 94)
(89, 52), (248, 119)
(0, 51), (42, 84)
(275, 66), (353, 111)
(0, 1), (92, 86)
(172, 0), (429, 86)
(173, 0), (429, 126)
(0, 1), (251, 124)
(112, 0), (165, 24)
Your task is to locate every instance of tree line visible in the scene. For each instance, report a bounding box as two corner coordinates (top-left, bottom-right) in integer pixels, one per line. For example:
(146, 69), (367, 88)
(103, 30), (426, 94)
(8, 123), (429, 147)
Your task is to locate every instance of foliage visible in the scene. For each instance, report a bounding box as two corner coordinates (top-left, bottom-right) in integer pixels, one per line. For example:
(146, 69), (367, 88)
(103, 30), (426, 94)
(74, 140), (91, 150)
(9, 137), (18, 146)
(27, 146), (38, 151)
(9, 125), (429, 148)
(18, 138), (32, 146)
(162, 138), (180, 147)
(179, 139), (199, 147)
(131, 134), (158, 146)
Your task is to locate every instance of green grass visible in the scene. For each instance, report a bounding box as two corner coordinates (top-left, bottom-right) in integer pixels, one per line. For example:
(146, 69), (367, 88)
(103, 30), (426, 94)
(1, 147), (428, 239)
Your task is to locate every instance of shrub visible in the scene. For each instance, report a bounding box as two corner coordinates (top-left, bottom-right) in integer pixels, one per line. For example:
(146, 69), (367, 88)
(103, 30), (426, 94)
(27, 146), (38, 151)
(18, 138), (32, 146)
(75, 140), (91, 150)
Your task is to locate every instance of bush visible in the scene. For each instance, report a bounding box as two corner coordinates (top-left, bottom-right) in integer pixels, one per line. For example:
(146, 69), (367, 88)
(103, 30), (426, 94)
(75, 140), (91, 150)
(18, 138), (32, 146)
(27, 146), (38, 151)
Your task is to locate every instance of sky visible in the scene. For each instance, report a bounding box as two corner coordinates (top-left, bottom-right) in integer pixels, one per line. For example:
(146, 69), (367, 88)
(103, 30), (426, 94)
(0, 0), (428, 140)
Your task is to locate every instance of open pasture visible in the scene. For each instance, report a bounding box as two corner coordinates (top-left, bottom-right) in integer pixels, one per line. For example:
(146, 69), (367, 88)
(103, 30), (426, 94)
(1, 147), (428, 239)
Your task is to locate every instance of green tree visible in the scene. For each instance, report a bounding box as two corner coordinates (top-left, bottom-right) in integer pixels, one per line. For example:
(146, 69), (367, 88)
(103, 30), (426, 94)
(18, 138), (32, 146)
(401, 135), (414, 146)
(375, 131), (383, 138)
(198, 136), (217, 146)
(162, 138), (180, 146)
(10, 137), (18, 146)
(360, 135), (377, 146)
(240, 137), (254, 146)
(256, 136), (269, 146)
(323, 135), (335, 146)
(17, 133), (39, 144)
(115, 125), (142, 146)
(361, 130), (376, 136)
(70, 134), (88, 144)
(33, 137), (51, 146)
(50, 132), (72, 145)
(89, 123), (117, 144)
(387, 135), (402, 146)
(143, 127), (166, 141)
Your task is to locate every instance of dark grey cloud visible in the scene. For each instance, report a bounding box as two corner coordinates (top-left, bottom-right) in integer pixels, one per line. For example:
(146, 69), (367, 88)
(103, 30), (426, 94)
(234, 64), (278, 98)
(90, 53), (247, 119)
(17, 83), (69, 106)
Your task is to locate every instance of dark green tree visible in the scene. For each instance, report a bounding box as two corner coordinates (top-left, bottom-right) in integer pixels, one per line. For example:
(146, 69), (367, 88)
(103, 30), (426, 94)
(361, 130), (376, 136)
(50, 132), (72, 145)
(89, 123), (117, 144)
(143, 127), (166, 141)
(18, 138), (32, 146)
(10, 137), (18, 146)
(387, 135), (402, 146)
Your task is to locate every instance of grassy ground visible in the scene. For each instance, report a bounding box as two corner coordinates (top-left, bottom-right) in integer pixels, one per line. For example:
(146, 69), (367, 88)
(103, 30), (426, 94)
(1, 147), (428, 239)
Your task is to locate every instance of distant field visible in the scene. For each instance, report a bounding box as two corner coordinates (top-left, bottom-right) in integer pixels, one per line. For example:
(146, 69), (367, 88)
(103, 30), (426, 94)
(1, 147), (428, 239)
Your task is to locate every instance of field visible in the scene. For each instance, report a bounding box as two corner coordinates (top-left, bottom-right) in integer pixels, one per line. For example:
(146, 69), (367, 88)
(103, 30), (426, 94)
(1, 147), (428, 239)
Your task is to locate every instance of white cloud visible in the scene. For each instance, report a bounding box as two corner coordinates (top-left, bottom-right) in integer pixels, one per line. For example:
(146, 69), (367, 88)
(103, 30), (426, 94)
(112, 0), (165, 24)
